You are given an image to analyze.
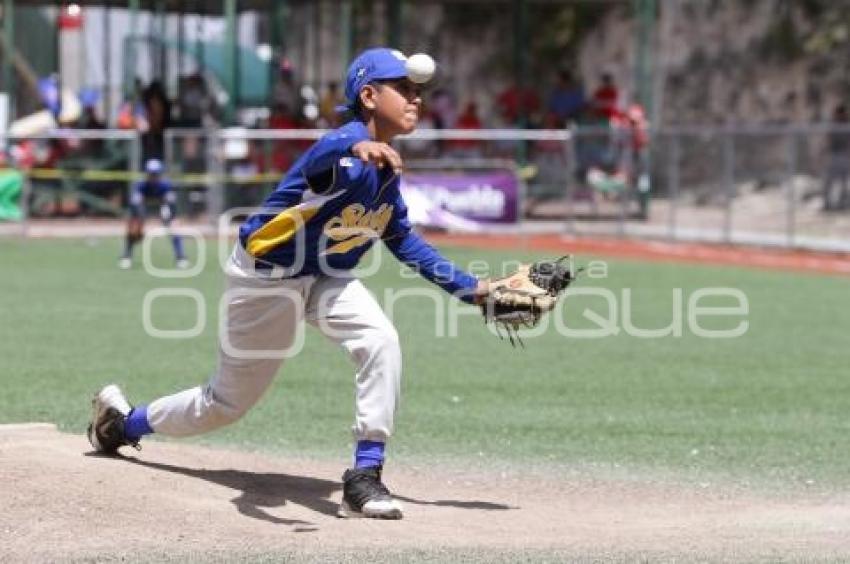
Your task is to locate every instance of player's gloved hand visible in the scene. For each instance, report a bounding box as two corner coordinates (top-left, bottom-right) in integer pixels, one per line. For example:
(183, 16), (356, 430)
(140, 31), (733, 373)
(352, 141), (403, 174)
(472, 279), (491, 305)
(480, 256), (581, 347)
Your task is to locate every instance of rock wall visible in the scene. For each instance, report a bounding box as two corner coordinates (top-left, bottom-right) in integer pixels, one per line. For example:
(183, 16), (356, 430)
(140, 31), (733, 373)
(578, 0), (850, 125)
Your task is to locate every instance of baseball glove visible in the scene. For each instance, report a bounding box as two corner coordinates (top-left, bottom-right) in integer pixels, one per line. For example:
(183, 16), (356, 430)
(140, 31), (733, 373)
(481, 256), (580, 347)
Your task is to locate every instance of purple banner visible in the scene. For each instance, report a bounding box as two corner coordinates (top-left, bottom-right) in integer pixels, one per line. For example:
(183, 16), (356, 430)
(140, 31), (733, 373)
(400, 170), (519, 224)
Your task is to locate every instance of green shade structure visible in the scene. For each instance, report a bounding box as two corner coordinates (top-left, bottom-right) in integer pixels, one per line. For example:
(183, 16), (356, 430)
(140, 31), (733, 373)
(0, 169), (23, 221)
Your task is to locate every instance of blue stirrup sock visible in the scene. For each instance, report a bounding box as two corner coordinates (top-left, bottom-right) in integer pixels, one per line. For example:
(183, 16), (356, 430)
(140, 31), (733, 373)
(124, 405), (154, 442)
(171, 235), (185, 260)
(354, 440), (385, 469)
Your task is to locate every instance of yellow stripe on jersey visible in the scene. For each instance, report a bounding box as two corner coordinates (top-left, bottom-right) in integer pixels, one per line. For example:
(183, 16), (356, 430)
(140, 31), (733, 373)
(245, 204), (321, 257)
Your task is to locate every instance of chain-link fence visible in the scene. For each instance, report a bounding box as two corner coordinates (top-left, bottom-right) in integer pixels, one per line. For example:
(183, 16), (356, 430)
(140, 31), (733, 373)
(648, 125), (850, 250)
(3, 125), (849, 251)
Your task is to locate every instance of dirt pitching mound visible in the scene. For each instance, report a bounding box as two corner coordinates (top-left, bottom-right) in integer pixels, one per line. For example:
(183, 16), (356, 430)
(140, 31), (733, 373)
(2, 424), (849, 562)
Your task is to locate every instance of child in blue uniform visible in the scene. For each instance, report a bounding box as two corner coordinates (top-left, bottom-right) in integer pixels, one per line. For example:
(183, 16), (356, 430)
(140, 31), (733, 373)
(89, 48), (489, 520)
(119, 158), (187, 269)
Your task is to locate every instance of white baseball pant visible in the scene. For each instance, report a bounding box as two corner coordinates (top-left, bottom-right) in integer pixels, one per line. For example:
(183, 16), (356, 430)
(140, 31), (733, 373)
(145, 244), (402, 443)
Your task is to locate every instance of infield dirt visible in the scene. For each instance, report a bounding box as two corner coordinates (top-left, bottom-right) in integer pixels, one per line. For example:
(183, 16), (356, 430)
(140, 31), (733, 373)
(2, 423), (849, 562)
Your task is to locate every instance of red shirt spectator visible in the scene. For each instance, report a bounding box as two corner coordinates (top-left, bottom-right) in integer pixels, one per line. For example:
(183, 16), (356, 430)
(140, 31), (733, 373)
(536, 113), (565, 153)
(626, 104), (649, 150)
(496, 84), (541, 125)
(591, 73), (620, 120)
(447, 102), (483, 151)
(10, 140), (38, 169)
(610, 104), (649, 151)
(268, 104), (299, 172)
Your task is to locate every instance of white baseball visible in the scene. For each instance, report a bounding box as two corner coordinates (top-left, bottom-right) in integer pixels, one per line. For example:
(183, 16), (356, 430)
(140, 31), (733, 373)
(406, 53), (436, 84)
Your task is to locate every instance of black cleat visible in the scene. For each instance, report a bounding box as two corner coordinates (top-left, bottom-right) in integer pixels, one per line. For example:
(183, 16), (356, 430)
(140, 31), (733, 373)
(337, 465), (403, 519)
(87, 385), (139, 454)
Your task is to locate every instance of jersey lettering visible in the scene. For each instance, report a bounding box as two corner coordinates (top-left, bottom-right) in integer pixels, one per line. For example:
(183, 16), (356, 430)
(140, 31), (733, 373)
(323, 203), (394, 255)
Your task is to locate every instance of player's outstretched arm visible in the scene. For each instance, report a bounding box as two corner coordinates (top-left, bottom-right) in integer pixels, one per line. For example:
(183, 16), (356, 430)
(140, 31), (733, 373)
(382, 182), (487, 303)
(383, 228), (486, 304)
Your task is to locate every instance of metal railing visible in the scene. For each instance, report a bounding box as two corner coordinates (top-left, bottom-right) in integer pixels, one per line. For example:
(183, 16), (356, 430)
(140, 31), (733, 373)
(2, 125), (849, 252)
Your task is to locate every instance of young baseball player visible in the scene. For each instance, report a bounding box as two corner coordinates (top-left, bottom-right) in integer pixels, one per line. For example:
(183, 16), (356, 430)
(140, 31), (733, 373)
(119, 158), (188, 270)
(88, 48), (489, 520)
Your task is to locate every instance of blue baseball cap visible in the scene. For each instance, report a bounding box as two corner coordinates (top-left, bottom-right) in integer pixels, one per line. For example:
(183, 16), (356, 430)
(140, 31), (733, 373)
(145, 158), (164, 174)
(338, 48), (409, 113)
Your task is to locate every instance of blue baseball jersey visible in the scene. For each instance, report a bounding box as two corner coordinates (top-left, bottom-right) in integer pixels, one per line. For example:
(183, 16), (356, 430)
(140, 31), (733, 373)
(239, 120), (479, 302)
(131, 178), (175, 205)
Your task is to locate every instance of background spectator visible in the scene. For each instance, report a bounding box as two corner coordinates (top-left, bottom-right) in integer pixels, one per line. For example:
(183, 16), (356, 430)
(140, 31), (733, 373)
(547, 70), (585, 126)
(76, 102), (106, 156)
(446, 101), (484, 159)
(319, 81), (344, 127)
(822, 104), (850, 211)
(591, 72), (620, 120)
(176, 73), (211, 127)
(430, 88), (458, 156)
(272, 59), (301, 117)
(267, 102), (299, 172)
(496, 83), (541, 127)
(140, 80), (171, 161)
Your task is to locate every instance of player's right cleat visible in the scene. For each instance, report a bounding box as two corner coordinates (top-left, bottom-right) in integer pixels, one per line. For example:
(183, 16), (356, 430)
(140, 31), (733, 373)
(118, 258), (132, 270)
(87, 384), (138, 454)
(337, 466), (403, 519)
(175, 258), (189, 270)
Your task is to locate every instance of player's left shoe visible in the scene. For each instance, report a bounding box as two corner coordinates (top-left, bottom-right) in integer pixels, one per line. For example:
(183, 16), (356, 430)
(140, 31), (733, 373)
(87, 384), (139, 454)
(337, 466), (403, 519)
(176, 258), (189, 270)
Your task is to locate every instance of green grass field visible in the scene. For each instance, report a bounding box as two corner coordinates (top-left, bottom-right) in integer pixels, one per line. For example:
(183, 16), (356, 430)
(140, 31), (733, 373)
(2, 237), (849, 490)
